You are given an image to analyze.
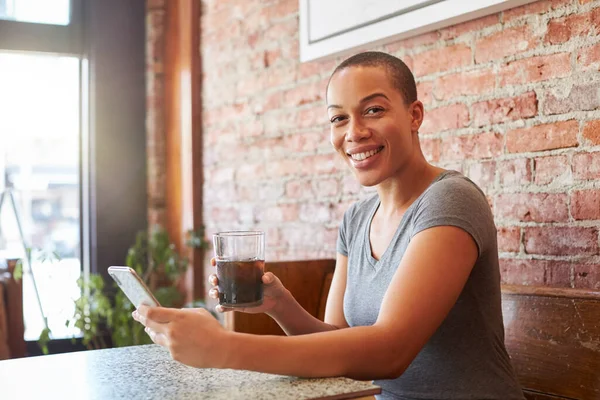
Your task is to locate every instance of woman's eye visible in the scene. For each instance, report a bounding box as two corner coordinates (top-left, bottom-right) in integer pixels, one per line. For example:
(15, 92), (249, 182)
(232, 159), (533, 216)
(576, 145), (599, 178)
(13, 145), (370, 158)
(365, 107), (384, 115)
(330, 115), (346, 124)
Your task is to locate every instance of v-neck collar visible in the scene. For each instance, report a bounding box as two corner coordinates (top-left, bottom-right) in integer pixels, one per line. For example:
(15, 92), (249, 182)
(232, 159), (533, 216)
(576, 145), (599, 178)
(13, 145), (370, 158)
(362, 170), (455, 269)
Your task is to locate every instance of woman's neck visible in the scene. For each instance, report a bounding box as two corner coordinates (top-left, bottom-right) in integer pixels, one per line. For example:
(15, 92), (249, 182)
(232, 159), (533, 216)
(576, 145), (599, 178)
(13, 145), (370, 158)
(375, 157), (445, 218)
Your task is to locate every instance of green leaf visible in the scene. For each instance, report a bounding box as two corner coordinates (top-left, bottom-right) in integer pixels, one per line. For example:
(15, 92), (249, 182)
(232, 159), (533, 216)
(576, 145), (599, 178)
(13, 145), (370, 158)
(38, 327), (52, 355)
(13, 260), (23, 282)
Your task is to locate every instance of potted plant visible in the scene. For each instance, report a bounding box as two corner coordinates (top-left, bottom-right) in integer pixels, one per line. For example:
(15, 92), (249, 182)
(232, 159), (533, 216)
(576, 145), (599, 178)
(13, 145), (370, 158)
(67, 225), (211, 350)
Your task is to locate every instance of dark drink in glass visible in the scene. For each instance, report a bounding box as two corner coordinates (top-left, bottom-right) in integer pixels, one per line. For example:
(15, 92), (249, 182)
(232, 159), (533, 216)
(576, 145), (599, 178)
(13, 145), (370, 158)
(216, 259), (264, 307)
(213, 231), (265, 308)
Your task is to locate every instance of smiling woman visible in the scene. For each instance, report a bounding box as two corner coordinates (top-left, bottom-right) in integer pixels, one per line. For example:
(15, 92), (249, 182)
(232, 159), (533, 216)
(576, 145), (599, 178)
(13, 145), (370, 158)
(135, 51), (525, 400)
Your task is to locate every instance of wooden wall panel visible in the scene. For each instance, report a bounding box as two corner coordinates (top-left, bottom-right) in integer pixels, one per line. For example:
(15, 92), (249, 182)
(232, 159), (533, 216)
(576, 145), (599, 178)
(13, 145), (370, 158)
(164, 0), (203, 302)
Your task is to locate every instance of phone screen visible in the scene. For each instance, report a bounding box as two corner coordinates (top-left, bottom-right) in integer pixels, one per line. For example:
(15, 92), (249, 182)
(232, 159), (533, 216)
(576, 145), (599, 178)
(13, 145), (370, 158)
(108, 266), (161, 308)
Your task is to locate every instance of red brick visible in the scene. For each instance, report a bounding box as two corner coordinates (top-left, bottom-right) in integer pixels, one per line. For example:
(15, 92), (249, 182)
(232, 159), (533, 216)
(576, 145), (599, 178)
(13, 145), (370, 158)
(412, 44), (472, 77)
(257, 182), (285, 201)
(315, 178), (339, 197)
(471, 92), (538, 127)
(434, 68), (495, 100)
(283, 80), (325, 107)
(420, 138), (441, 163)
(236, 163), (264, 181)
(266, 158), (299, 177)
(440, 133), (503, 161)
(385, 32), (439, 53)
(545, 8), (600, 44)
(544, 82), (600, 115)
(583, 120), (600, 145)
(280, 223), (325, 247)
(285, 179), (312, 199)
(147, 0), (165, 10)
(498, 158), (532, 186)
(499, 53), (571, 87)
(439, 14), (499, 40)
(573, 263), (600, 290)
(506, 120), (578, 154)
(296, 105), (326, 129)
(524, 226), (598, 256)
(256, 204), (299, 223)
(264, 110), (296, 135)
(282, 131), (324, 153)
(205, 181), (234, 206)
(420, 103), (469, 135)
(467, 161), (496, 190)
(573, 152), (600, 180)
(497, 227), (521, 253)
(571, 190), (600, 220)
(495, 193), (568, 222)
(299, 203), (332, 223)
(299, 59), (337, 80)
(210, 167), (235, 184)
(499, 259), (570, 287)
(341, 174), (362, 195)
(576, 42), (600, 71)
(264, 18), (299, 42)
(534, 155), (569, 185)
(305, 153), (339, 176)
(267, 0), (297, 21)
(265, 64), (298, 89)
(475, 26), (538, 63)
(416, 80), (434, 105)
(503, 0), (570, 22)
(209, 206), (239, 223)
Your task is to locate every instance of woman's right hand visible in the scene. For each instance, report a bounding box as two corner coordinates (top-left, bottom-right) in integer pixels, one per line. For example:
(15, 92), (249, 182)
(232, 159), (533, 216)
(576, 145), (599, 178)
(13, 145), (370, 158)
(208, 258), (290, 315)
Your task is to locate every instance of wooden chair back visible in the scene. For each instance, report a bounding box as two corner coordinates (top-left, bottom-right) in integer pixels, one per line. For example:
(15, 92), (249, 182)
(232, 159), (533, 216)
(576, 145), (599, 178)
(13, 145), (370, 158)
(224, 259), (336, 335)
(501, 285), (600, 400)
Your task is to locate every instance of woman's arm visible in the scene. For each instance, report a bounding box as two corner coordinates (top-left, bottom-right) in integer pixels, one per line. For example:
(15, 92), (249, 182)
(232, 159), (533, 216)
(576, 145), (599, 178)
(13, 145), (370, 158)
(137, 226), (477, 380)
(224, 226), (478, 380)
(265, 253), (350, 335)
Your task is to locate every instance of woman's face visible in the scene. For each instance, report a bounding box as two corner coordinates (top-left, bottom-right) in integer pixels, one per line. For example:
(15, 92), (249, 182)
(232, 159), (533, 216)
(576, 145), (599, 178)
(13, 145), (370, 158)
(327, 66), (423, 187)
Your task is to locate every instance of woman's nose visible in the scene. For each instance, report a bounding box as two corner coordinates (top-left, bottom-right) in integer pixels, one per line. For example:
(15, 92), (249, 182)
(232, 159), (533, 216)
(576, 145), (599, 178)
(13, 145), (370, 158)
(346, 120), (371, 142)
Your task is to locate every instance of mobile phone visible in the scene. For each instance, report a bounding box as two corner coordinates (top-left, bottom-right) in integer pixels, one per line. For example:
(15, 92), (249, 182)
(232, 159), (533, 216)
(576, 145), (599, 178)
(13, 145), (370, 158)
(107, 266), (161, 308)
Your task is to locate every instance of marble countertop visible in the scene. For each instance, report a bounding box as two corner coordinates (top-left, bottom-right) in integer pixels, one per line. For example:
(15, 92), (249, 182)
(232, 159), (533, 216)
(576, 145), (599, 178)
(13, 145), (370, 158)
(0, 344), (380, 399)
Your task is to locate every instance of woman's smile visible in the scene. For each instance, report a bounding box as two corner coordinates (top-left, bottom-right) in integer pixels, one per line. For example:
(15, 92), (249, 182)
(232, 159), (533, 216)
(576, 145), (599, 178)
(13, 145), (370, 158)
(347, 145), (385, 169)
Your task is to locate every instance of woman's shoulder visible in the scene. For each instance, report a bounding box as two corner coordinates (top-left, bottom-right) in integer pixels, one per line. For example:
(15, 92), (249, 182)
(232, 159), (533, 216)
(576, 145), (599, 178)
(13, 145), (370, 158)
(421, 170), (489, 207)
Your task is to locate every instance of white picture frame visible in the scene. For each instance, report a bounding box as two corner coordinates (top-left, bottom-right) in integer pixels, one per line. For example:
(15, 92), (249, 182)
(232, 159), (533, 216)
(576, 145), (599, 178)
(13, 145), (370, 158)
(299, 0), (538, 62)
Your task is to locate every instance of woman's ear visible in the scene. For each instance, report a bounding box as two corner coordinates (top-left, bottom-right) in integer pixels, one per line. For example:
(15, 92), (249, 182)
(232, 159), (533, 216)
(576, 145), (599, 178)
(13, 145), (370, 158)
(409, 100), (424, 134)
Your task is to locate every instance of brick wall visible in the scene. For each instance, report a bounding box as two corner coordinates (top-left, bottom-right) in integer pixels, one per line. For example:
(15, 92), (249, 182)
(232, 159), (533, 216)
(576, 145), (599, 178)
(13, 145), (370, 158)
(147, 0), (167, 228)
(148, 0), (600, 290)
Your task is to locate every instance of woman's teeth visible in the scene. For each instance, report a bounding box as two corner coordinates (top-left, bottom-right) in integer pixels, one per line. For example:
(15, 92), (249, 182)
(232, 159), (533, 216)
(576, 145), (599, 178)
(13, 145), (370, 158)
(350, 147), (382, 161)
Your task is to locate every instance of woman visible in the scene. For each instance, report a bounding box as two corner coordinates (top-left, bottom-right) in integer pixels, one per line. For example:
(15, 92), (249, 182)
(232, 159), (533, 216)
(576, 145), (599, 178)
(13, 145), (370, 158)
(134, 51), (525, 399)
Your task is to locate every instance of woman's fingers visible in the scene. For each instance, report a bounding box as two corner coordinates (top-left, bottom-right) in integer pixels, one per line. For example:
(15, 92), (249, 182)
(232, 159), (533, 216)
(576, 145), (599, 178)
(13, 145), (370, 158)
(215, 304), (234, 313)
(209, 288), (219, 299)
(208, 274), (218, 286)
(211, 257), (216, 267)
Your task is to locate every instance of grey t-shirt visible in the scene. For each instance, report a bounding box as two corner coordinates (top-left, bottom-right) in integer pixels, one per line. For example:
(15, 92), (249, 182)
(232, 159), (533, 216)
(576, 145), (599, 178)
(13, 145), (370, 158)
(337, 171), (524, 400)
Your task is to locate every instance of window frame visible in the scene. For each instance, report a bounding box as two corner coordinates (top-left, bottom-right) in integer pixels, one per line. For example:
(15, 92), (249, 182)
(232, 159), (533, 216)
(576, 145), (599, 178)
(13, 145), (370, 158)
(0, 0), (84, 55)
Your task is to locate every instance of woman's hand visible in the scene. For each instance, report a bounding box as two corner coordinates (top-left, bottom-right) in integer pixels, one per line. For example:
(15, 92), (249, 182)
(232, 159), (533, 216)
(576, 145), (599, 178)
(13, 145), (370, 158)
(208, 258), (290, 316)
(133, 305), (230, 369)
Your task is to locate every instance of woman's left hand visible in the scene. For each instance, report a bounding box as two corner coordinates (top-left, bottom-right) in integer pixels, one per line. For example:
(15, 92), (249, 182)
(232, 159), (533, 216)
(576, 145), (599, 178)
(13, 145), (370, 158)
(133, 305), (230, 369)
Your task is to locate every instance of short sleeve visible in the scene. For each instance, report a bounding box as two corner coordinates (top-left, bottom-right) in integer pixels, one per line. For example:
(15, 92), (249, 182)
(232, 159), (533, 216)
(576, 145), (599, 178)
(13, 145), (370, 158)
(336, 201), (360, 256)
(337, 207), (351, 256)
(411, 176), (493, 256)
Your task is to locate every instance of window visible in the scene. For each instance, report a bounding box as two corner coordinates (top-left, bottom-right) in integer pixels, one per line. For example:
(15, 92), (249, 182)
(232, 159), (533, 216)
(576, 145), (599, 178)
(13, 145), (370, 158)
(0, 0), (85, 343)
(0, 0), (71, 26)
(0, 52), (82, 340)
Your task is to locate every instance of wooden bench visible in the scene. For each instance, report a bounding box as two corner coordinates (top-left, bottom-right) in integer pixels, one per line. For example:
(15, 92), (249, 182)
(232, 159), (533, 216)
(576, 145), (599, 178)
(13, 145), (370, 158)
(0, 259), (26, 359)
(225, 261), (599, 399)
(224, 259), (335, 335)
(501, 285), (600, 400)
